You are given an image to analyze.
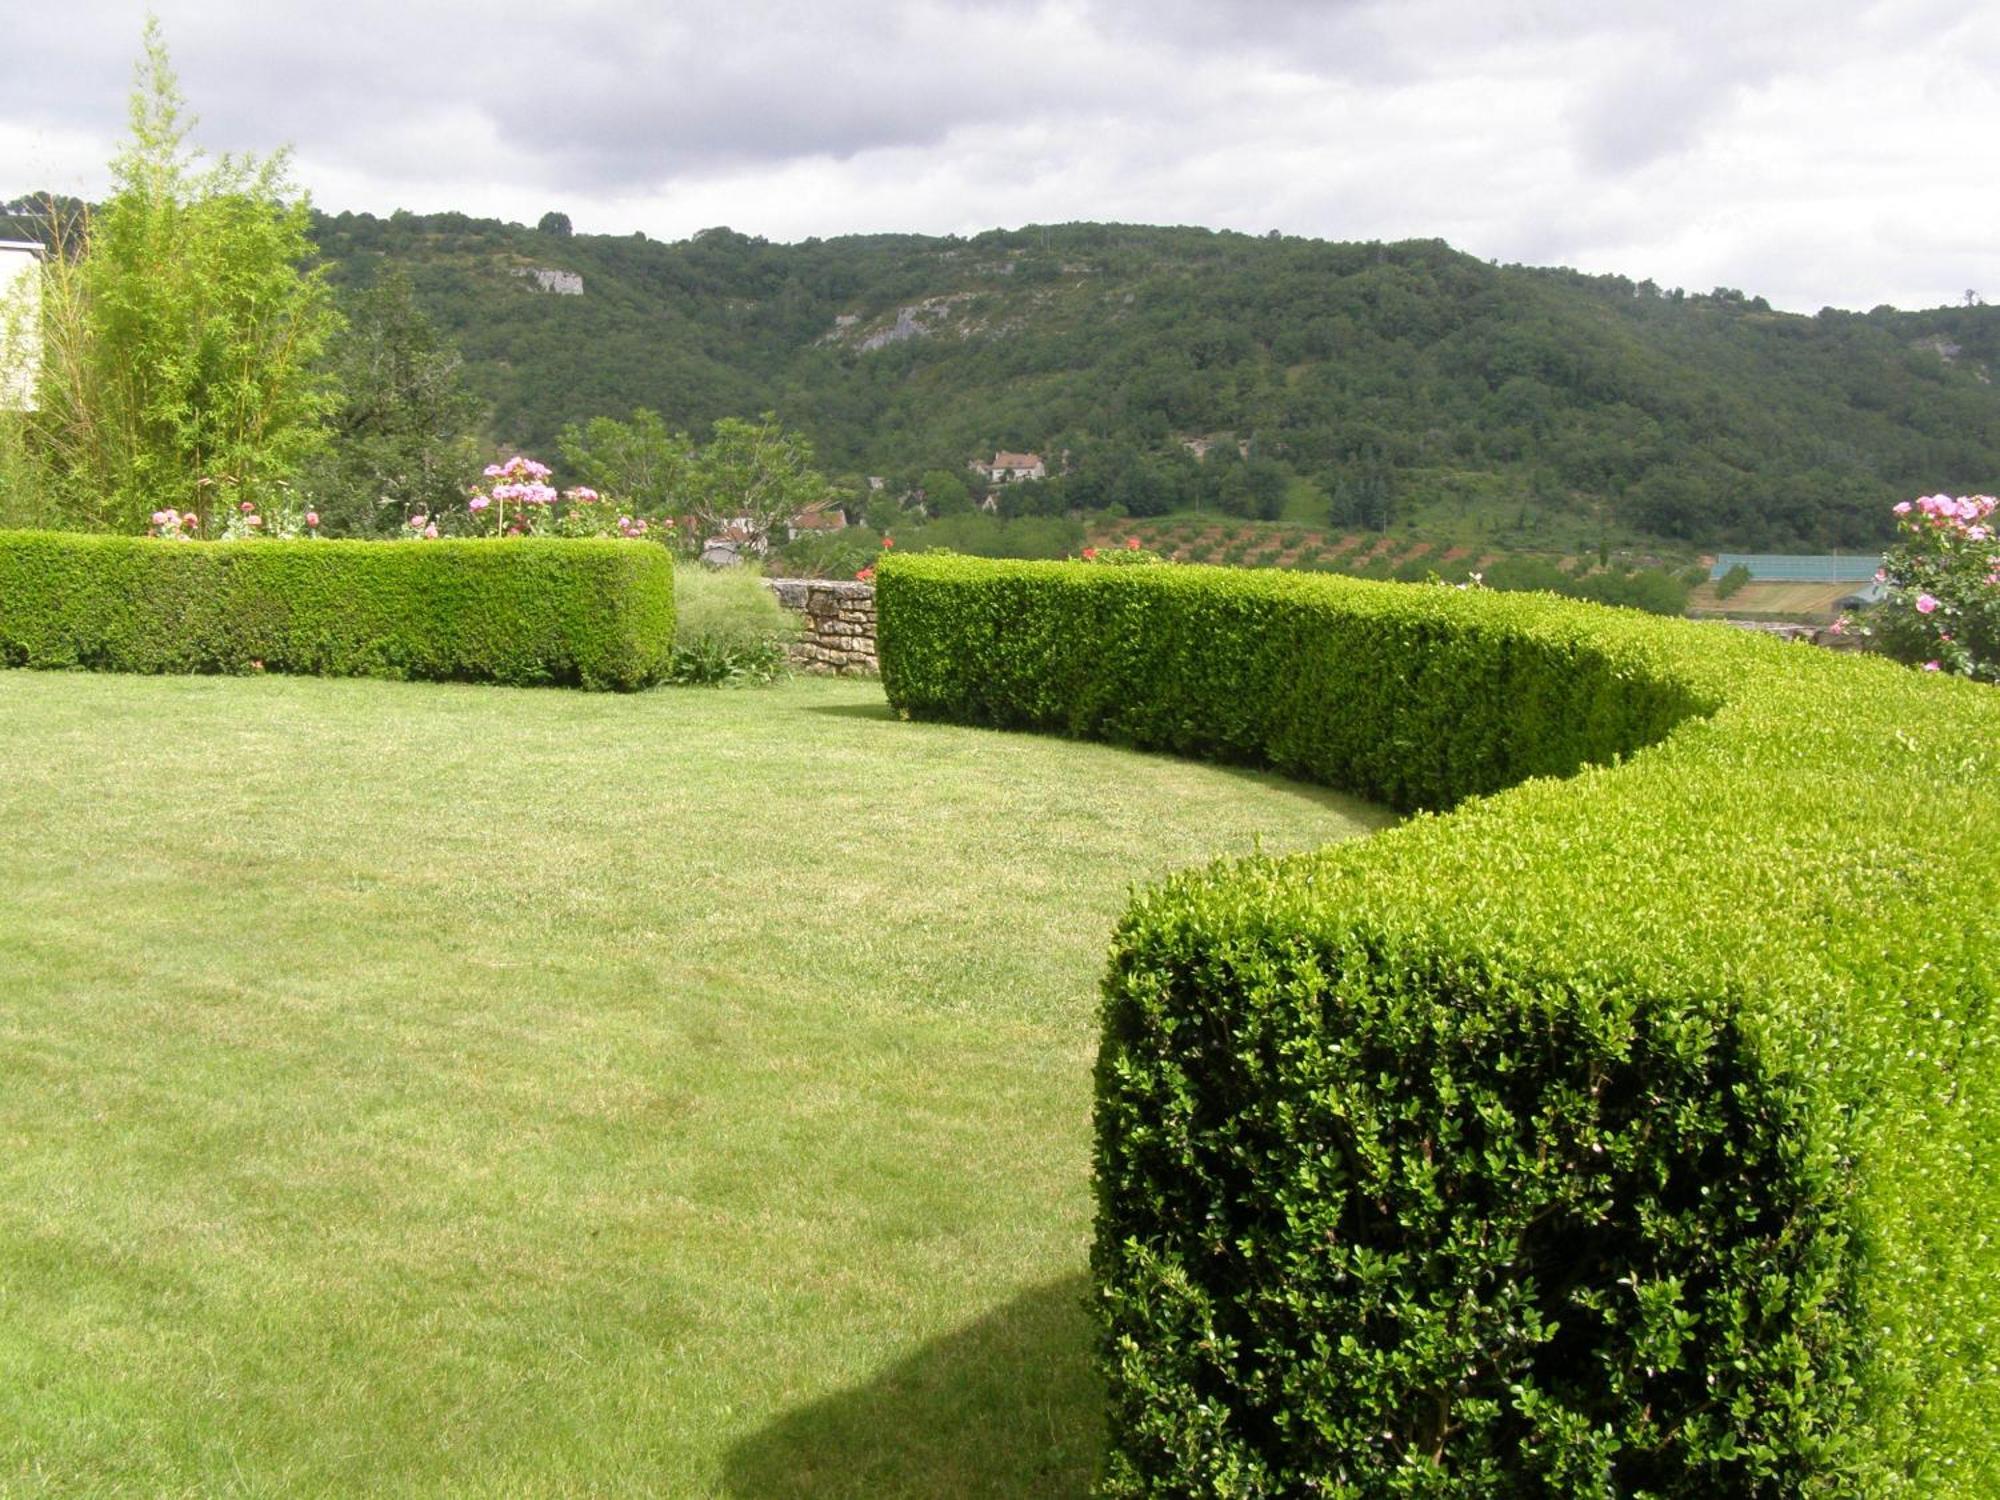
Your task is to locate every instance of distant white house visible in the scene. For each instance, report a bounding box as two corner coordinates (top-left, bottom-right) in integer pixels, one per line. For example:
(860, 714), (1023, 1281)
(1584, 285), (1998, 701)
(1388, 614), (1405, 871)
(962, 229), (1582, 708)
(0, 240), (42, 412)
(973, 450), (1046, 484)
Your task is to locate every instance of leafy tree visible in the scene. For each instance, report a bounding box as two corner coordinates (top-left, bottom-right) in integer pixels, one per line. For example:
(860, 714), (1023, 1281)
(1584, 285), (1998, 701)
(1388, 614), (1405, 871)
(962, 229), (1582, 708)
(308, 270), (481, 534)
(863, 492), (903, 531)
(917, 466), (972, 515)
(687, 412), (832, 547)
(26, 21), (339, 532)
(1714, 562), (1753, 600)
(536, 211), (573, 237)
(557, 407), (695, 518)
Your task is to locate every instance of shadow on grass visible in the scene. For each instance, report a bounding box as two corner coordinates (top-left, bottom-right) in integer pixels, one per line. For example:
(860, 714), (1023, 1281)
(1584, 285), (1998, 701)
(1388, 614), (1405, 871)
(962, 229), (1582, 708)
(724, 1274), (1101, 1499)
(799, 699), (899, 721)
(1203, 760), (1403, 825)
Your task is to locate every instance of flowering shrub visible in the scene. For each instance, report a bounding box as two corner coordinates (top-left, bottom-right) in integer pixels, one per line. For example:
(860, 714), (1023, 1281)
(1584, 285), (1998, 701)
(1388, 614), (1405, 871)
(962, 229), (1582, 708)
(145, 496), (318, 541)
(853, 533), (897, 581)
(147, 498), (321, 541)
(1079, 537), (1167, 566)
(1865, 493), (1999, 681)
(461, 455), (676, 543)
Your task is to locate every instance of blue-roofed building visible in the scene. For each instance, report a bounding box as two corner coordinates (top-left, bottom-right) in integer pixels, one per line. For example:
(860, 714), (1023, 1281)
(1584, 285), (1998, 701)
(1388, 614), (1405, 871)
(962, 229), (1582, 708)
(1709, 553), (1885, 584)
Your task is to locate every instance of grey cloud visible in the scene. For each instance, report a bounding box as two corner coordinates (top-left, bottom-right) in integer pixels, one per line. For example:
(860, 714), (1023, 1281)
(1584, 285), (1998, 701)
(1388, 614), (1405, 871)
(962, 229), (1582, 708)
(1568, 55), (1742, 174)
(4, 1), (1228, 188)
(5, 0), (1996, 310)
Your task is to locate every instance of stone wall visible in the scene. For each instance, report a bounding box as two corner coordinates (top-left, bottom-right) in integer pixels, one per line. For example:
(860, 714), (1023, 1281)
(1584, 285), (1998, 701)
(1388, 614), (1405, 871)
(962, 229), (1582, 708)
(763, 578), (877, 675)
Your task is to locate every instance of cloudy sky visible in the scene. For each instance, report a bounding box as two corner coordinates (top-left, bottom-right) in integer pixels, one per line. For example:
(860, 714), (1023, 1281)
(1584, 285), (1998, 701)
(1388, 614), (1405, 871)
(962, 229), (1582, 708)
(5, 1), (1995, 312)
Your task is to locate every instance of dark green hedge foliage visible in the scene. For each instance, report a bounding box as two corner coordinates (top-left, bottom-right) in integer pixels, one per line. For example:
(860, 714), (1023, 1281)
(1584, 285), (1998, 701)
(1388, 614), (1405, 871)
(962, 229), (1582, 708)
(0, 532), (675, 691)
(877, 554), (1999, 1497)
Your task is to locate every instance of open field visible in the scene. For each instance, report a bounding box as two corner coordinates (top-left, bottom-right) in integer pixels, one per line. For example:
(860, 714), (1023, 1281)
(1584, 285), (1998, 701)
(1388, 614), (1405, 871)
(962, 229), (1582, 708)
(0, 671), (1389, 1497)
(1686, 579), (1854, 617)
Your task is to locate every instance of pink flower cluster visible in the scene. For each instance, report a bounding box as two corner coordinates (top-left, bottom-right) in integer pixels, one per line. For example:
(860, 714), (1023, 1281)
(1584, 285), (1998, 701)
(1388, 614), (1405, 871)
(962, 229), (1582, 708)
(474, 455), (558, 510)
(1876, 492), (2000, 681)
(483, 456), (551, 481)
(148, 509), (199, 538)
(1893, 492), (1996, 544)
(488, 482), (558, 507)
(615, 515), (649, 537)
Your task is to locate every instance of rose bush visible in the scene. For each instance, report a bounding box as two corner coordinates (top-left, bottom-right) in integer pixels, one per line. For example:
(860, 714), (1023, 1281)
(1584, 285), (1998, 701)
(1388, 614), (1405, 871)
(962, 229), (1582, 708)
(155, 495), (318, 541)
(1079, 537), (1167, 566)
(1862, 493), (1999, 681)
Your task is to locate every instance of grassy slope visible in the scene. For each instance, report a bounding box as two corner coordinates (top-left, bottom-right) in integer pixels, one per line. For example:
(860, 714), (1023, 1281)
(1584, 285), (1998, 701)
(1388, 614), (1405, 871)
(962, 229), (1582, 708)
(0, 671), (1388, 1497)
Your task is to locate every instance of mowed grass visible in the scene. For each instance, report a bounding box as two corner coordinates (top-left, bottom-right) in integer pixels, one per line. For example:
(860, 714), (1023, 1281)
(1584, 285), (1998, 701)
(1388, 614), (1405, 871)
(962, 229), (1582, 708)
(0, 671), (1390, 1497)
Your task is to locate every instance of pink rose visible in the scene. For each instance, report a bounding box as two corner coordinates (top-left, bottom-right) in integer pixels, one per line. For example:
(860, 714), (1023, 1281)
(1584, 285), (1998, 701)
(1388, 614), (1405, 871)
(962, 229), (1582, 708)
(1923, 660), (1942, 672)
(240, 500), (255, 514)
(1915, 593), (1939, 614)
(305, 511), (319, 527)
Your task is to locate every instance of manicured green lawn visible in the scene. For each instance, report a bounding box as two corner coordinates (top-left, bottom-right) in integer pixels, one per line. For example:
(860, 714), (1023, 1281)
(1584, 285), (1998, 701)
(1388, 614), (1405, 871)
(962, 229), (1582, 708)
(0, 671), (1388, 1497)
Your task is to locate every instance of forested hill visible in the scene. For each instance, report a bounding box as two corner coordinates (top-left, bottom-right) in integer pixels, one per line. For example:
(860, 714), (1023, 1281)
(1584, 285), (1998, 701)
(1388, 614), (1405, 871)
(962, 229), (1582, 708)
(273, 213), (2000, 548)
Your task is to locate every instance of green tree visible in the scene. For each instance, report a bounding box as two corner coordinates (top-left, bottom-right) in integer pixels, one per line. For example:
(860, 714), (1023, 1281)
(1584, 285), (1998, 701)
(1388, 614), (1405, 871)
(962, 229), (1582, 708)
(917, 466), (972, 516)
(687, 412), (832, 548)
(557, 407), (695, 517)
(536, 211), (573, 237)
(308, 270), (481, 534)
(28, 20), (340, 531)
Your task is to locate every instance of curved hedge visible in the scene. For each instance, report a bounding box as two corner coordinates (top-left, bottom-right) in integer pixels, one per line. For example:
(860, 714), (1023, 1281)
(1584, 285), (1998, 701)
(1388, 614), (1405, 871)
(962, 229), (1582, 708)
(0, 532), (675, 690)
(877, 553), (1998, 1496)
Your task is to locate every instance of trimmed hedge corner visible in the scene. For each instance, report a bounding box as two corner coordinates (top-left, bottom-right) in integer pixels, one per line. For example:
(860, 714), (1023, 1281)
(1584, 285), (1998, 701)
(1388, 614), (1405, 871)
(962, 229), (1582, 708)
(877, 554), (1999, 1496)
(0, 533), (675, 691)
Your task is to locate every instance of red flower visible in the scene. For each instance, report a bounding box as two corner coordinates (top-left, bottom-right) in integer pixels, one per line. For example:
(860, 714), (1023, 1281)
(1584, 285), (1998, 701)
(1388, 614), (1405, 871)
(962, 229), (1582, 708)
(855, 566), (875, 581)
(882, 535), (894, 549)
(1082, 547), (1098, 560)
(1126, 536), (1141, 550)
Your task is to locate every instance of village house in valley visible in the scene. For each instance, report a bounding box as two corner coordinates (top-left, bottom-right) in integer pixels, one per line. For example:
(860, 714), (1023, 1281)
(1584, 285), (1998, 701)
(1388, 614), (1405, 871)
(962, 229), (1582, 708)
(785, 499), (850, 542)
(974, 450), (1047, 484)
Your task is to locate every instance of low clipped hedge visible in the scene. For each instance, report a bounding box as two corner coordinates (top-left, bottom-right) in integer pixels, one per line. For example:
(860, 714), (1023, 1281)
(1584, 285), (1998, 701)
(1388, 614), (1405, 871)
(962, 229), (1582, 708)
(0, 532), (675, 690)
(877, 554), (1998, 1496)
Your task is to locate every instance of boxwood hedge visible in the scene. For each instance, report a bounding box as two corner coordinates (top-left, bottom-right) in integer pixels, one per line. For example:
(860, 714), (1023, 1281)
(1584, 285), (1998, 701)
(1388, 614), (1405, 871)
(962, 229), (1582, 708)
(0, 532), (675, 691)
(877, 553), (1998, 1497)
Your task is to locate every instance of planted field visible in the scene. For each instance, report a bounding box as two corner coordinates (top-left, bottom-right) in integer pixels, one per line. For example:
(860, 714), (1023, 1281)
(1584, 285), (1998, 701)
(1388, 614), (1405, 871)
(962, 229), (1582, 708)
(1086, 519), (1495, 580)
(0, 671), (1388, 1496)
(1689, 579), (1853, 616)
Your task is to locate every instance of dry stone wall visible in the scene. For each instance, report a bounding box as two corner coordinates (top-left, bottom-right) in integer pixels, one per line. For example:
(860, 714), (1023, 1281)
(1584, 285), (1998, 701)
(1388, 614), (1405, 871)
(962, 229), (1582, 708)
(763, 578), (877, 675)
